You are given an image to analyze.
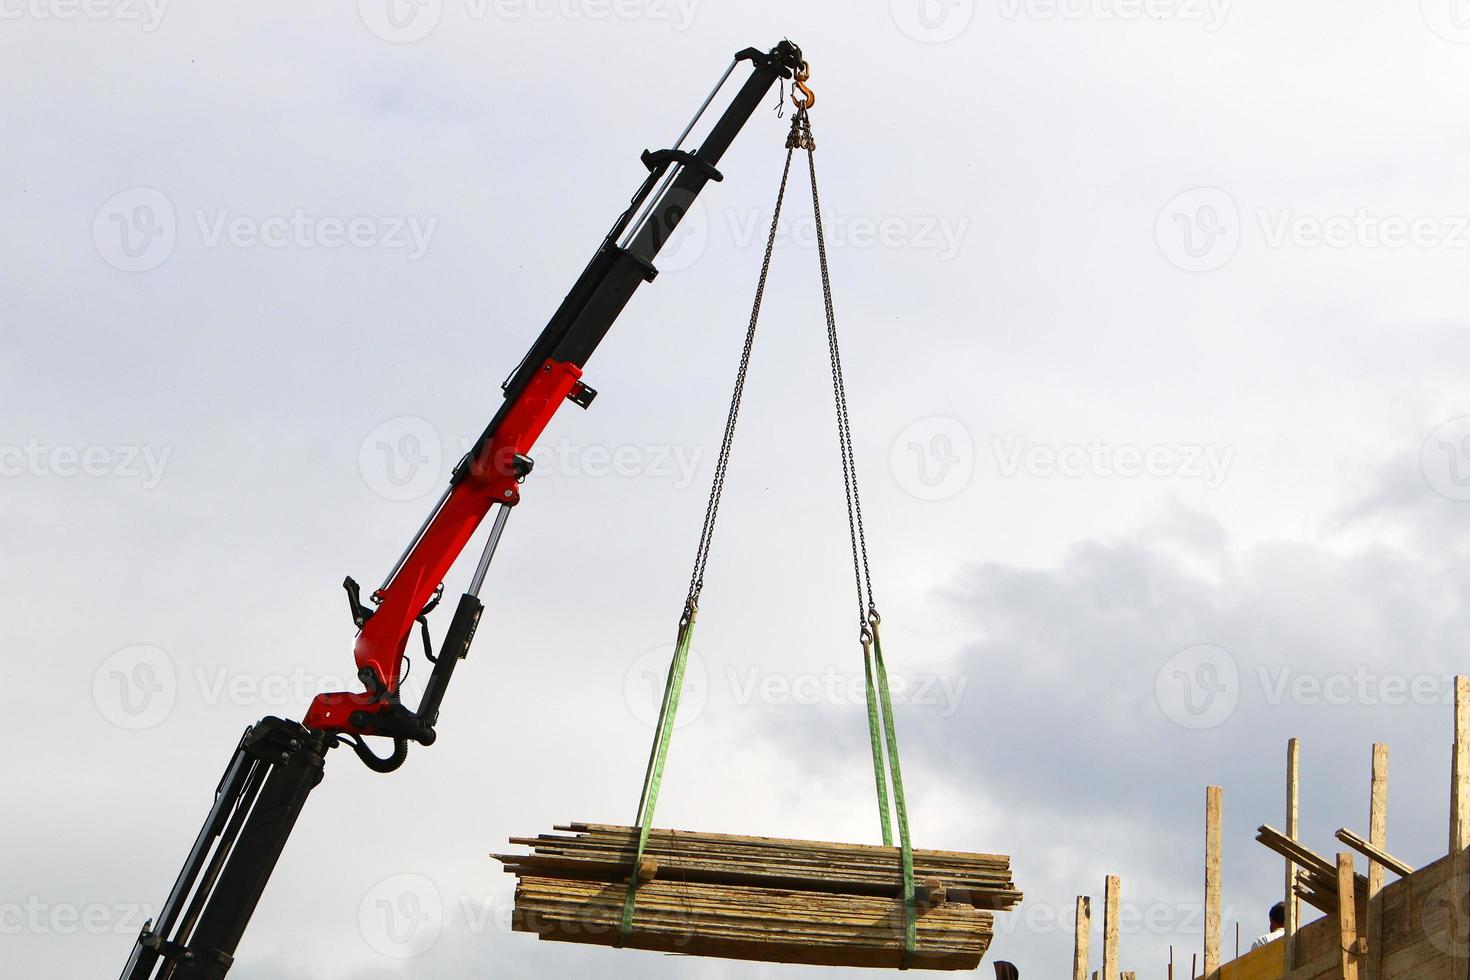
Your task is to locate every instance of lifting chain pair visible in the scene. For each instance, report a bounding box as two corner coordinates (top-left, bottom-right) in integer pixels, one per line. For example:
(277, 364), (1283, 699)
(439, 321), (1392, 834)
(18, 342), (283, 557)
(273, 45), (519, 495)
(622, 68), (919, 968)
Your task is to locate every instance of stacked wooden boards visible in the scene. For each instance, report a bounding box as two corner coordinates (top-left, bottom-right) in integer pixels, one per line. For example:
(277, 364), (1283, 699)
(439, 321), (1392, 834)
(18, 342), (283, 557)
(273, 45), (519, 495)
(494, 822), (1021, 970)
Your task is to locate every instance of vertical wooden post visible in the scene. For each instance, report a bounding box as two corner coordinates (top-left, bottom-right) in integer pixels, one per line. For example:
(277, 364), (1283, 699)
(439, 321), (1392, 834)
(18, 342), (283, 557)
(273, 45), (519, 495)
(1338, 852), (1362, 980)
(1455, 677), (1470, 853)
(1365, 743), (1388, 980)
(1451, 678), (1470, 980)
(1073, 895), (1091, 980)
(1205, 785), (1222, 978)
(1283, 738), (1300, 972)
(1103, 875), (1121, 980)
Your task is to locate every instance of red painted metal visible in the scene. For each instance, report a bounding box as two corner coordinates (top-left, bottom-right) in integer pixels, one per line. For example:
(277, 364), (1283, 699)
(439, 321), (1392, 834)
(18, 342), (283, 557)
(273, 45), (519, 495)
(305, 358), (582, 734)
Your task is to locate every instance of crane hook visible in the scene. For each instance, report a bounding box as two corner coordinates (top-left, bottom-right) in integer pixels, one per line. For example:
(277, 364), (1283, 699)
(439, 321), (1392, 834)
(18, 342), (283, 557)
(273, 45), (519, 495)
(791, 61), (815, 110)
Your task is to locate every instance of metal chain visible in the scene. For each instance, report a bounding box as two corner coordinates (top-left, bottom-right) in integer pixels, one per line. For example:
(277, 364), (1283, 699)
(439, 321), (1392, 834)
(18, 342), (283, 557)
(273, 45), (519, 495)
(684, 140), (797, 609)
(799, 108), (878, 633)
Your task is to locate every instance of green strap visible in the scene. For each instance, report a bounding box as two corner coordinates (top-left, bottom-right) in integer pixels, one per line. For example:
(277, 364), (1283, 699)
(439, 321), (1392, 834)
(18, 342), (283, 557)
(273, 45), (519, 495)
(619, 607), (697, 939)
(869, 619), (916, 967)
(863, 642), (894, 847)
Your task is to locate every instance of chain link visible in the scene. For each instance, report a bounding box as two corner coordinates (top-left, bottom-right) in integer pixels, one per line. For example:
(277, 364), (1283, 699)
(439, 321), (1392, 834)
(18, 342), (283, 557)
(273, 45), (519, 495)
(684, 141), (797, 605)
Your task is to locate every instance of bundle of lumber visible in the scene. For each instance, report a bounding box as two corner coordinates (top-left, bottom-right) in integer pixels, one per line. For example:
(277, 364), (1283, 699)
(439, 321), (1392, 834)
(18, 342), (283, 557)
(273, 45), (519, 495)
(494, 821), (1021, 971)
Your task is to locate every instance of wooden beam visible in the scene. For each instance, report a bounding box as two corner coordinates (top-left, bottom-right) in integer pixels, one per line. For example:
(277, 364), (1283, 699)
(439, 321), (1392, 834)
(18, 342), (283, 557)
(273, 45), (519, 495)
(1455, 676), (1470, 853)
(1365, 743), (1388, 980)
(1072, 895), (1091, 980)
(1205, 786), (1222, 978)
(1452, 677), (1470, 980)
(1334, 828), (1413, 879)
(1283, 737), (1300, 973)
(1103, 875), (1120, 980)
(1337, 852), (1362, 980)
(1256, 825), (1369, 904)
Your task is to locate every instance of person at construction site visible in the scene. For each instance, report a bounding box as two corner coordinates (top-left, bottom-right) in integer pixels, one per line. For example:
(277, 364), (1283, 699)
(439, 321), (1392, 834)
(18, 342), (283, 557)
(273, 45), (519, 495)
(1250, 902), (1287, 950)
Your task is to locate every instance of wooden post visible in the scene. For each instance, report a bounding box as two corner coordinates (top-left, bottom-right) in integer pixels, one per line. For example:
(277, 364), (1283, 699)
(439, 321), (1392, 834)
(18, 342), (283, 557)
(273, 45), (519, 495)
(1365, 743), (1387, 980)
(1205, 786), (1222, 978)
(1103, 875), (1121, 980)
(1283, 738), (1300, 972)
(1337, 852), (1362, 980)
(1456, 677), (1470, 853)
(1452, 678), (1470, 980)
(1072, 896), (1091, 980)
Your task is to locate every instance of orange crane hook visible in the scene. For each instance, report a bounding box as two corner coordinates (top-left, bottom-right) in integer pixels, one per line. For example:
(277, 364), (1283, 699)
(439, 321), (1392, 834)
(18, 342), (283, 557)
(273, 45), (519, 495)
(791, 61), (815, 110)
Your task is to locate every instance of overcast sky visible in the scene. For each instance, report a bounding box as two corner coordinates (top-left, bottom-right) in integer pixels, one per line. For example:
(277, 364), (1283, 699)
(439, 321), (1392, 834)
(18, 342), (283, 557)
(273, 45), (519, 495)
(8, 2), (1470, 978)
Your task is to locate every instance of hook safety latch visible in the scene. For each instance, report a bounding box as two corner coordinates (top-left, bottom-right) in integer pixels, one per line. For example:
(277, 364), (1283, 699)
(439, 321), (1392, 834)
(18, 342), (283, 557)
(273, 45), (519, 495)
(791, 61), (815, 110)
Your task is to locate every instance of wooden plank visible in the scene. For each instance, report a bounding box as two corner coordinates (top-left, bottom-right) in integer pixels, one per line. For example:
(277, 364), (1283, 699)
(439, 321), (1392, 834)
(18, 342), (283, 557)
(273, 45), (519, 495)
(1455, 677), (1470, 980)
(1335, 829), (1413, 880)
(1073, 895), (1091, 980)
(1103, 876), (1120, 980)
(1339, 852), (1362, 980)
(1206, 786), (1222, 978)
(499, 822), (1014, 971)
(1284, 737), (1300, 973)
(1366, 743), (1388, 980)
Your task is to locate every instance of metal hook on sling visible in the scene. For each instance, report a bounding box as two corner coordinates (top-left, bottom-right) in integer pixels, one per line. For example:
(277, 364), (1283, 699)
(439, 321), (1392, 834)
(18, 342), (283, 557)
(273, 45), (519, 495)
(791, 61), (815, 110)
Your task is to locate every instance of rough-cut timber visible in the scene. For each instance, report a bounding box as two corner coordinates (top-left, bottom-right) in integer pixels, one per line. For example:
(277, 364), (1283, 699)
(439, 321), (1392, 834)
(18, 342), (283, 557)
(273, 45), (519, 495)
(495, 822), (1021, 971)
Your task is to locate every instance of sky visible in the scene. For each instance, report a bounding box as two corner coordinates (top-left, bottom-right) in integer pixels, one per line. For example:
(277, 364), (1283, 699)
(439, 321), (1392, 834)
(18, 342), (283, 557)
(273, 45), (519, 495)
(7, 1), (1470, 978)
